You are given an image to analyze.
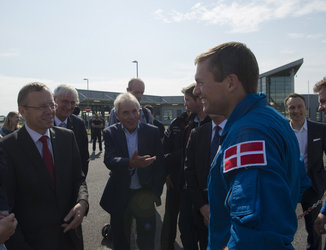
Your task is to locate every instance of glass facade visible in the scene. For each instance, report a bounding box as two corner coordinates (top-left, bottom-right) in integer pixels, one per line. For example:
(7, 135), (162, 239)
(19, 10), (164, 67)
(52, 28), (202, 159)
(258, 59), (302, 115)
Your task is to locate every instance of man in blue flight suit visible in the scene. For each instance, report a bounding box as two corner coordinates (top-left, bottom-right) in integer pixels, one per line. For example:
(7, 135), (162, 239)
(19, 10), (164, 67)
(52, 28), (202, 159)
(193, 42), (311, 249)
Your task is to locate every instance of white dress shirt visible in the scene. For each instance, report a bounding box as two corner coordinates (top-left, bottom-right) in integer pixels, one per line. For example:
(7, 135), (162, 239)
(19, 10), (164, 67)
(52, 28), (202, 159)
(290, 119), (308, 171)
(25, 123), (54, 159)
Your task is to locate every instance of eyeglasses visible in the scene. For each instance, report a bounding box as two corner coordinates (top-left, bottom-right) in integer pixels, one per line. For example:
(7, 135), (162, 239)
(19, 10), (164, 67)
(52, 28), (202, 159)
(23, 103), (58, 111)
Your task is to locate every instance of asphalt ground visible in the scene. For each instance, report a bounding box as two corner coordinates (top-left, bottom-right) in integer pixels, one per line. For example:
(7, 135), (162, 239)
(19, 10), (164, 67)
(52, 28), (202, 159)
(82, 139), (325, 250)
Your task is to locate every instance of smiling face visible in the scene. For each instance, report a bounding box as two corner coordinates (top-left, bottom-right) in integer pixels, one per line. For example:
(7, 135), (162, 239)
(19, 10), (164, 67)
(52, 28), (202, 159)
(116, 101), (140, 133)
(286, 97), (306, 124)
(55, 93), (77, 121)
(193, 59), (230, 117)
(19, 89), (55, 134)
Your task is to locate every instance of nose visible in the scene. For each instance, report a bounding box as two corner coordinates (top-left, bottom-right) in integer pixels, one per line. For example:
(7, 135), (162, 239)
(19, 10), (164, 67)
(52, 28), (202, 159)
(318, 104), (325, 112)
(193, 84), (200, 96)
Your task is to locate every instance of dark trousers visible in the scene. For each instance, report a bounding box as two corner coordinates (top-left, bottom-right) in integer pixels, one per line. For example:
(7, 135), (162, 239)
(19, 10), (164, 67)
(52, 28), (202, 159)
(110, 189), (156, 250)
(193, 209), (208, 250)
(92, 132), (102, 151)
(178, 189), (198, 250)
(193, 192), (209, 250)
(301, 187), (323, 250)
(161, 187), (180, 250)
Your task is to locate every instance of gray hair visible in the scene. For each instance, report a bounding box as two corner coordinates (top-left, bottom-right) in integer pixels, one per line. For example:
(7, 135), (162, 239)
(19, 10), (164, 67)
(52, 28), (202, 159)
(53, 84), (79, 104)
(114, 92), (140, 114)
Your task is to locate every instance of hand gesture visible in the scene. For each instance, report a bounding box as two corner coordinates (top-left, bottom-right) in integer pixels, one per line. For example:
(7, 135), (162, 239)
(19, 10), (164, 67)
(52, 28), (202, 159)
(129, 150), (156, 168)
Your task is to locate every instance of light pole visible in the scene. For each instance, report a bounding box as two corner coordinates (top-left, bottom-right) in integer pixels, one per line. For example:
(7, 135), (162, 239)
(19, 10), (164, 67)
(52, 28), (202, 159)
(83, 78), (90, 129)
(132, 60), (138, 78)
(83, 78), (89, 90)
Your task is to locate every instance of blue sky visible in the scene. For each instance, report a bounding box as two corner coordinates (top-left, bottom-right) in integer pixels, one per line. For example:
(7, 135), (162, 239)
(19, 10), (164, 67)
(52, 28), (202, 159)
(1, 0), (326, 114)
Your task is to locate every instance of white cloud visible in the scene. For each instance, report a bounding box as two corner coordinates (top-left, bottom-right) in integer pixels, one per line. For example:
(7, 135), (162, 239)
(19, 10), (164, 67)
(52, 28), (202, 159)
(154, 0), (326, 33)
(306, 33), (324, 39)
(288, 33), (305, 38)
(0, 50), (19, 57)
(288, 32), (324, 40)
(280, 49), (295, 55)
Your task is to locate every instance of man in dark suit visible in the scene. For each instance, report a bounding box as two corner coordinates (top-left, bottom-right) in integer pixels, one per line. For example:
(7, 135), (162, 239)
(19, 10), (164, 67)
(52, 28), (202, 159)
(100, 92), (165, 250)
(0, 82), (88, 250)
(184, 115), (226, 249)
(0, 147), (17, 245)
(53, 84), (90, 176)
(285, 93), (326, 250)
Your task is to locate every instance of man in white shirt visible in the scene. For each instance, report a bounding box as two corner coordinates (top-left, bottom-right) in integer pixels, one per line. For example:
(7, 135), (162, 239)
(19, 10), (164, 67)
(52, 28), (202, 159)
(285, 93), (326, 250)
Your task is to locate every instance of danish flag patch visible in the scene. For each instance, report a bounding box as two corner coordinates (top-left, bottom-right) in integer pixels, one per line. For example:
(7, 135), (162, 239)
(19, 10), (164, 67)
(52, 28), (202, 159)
(223, 140), (267, 173)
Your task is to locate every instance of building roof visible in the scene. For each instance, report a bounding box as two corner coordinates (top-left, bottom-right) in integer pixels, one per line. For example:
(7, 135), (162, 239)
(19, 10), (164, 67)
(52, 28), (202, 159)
(77, 89), (184, 105)
(259, 58), (304, 78)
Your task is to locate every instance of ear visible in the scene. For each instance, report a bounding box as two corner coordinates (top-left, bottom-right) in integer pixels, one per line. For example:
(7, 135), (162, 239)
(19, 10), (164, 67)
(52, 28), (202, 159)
(227, 74), (241, 92)
(18, 106), (25, 119)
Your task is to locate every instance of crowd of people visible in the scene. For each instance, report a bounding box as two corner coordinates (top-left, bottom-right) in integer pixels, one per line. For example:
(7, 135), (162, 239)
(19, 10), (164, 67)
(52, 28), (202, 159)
(0, 41), (326, 250)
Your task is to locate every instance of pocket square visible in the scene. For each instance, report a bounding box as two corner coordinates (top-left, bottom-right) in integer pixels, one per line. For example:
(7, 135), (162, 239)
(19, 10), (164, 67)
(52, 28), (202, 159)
(313, 138), (321, 142)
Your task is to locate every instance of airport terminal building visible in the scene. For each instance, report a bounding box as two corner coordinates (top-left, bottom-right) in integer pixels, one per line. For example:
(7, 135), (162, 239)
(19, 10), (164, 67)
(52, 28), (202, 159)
(77, 58), (324, 125)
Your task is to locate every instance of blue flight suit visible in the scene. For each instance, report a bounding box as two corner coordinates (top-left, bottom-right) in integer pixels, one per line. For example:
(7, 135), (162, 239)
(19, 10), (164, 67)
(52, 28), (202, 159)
(207, 93), (311, 250)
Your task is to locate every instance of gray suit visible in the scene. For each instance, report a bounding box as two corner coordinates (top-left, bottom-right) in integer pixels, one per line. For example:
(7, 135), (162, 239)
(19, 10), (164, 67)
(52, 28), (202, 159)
(0, 126), (88, 250)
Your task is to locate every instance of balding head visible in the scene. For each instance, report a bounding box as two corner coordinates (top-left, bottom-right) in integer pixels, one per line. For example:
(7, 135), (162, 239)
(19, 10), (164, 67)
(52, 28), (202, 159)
(127, 78), (145, 102)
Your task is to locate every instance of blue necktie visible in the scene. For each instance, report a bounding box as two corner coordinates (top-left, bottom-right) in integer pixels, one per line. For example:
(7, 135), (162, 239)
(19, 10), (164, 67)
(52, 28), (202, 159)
(210, 126), (221, 165)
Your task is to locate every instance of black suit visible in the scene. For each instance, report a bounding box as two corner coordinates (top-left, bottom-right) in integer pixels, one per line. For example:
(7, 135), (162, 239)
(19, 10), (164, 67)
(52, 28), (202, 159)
(65, 114), (90, 177)
(100, 123), (165, 250)
(301, 120), (326, 250)
(184, 122), (212, 250)
(0, 126), (88, 250)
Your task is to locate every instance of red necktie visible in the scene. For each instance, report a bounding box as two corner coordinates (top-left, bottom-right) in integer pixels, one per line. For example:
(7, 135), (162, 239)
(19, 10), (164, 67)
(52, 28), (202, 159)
(39, 135), (55, 183)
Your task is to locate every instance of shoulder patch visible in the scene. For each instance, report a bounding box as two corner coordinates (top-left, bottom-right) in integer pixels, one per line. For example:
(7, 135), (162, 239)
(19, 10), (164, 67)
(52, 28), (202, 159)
(223, 140), (267, 173)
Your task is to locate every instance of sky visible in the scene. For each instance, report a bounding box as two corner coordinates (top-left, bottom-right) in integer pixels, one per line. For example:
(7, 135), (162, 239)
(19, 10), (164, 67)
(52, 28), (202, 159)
(1, 0), (326, 115)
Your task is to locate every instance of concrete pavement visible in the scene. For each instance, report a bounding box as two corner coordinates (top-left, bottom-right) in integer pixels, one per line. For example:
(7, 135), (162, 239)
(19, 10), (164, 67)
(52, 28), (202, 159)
(82, 142), (324, 250)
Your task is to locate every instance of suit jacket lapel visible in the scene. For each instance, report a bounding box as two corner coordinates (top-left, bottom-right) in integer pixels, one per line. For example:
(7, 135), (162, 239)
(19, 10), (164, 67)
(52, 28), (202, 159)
(137, 124), (144, 155)
(66, 116), (73, 130)
(117, 124), (129, 157)
(50, 127), (62, 190)
(307, 120), (314, 171)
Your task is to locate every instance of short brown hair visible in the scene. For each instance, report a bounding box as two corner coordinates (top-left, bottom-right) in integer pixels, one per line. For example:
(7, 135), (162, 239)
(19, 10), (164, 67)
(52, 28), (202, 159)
(313, 77), (326, 93)
(17, 82), (50, 106)
(195, 42), (259, 94)
(181, 83), (197, 99)
(284, 93), (306, 109)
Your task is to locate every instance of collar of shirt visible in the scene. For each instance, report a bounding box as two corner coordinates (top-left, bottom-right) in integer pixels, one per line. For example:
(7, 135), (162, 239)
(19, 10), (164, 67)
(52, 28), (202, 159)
(25, 123), (51, 143)
(121, 123), (140, 135)
(212, 120), (227, 134)
(290, 119), (307, 133)
(54, 116), (68, 126)
(211, 119), (227, 141)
